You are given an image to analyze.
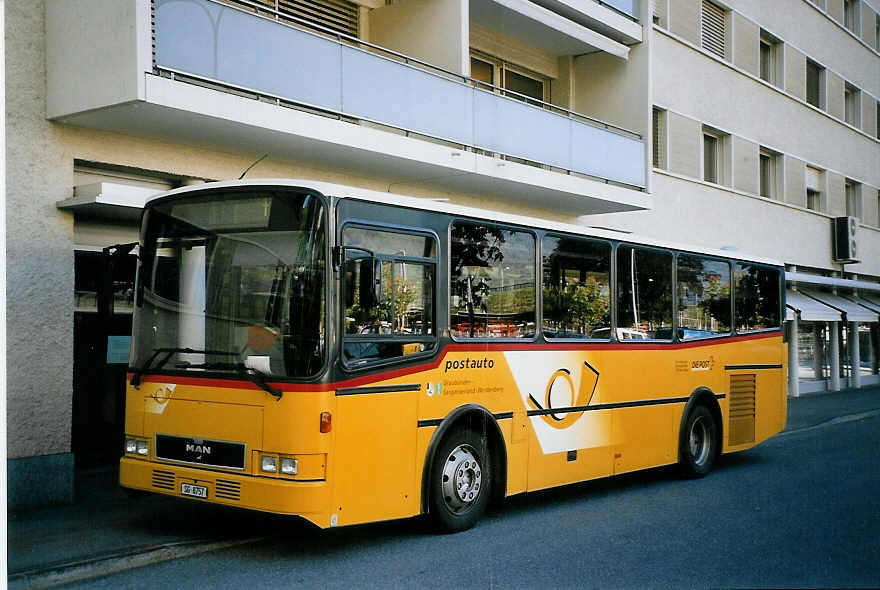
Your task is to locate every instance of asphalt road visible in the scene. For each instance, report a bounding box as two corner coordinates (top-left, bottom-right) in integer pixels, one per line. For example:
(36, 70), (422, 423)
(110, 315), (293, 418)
(70, 411), (880, 589)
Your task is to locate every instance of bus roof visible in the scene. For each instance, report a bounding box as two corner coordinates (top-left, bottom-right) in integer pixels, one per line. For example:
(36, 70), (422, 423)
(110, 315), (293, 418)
(146, 179), (784, 267)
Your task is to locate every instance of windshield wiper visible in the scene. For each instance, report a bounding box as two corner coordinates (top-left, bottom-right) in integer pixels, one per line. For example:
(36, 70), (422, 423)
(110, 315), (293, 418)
(129, 348), (237, 387)
(174, 360), (283, 400)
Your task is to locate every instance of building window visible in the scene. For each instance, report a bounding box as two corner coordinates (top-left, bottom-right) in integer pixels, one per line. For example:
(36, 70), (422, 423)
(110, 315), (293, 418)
(806, 60), (825, 109)
(806, 166), (823, 211)
(759, 31), (781, 86)
(652, 0), (666, 26)
(844, 83), (861, 126)
(702, 127), (728, 185)
(877, 190), (880, 226)
(759, 148), (780, 199)
(876, 13), (879, 49)
(652, 107), (667, 169)
(877, 101), (880, 138)
(470, 52), (549, 106)
(844, 0), (860, 34)
(701, 1), (727, 59)
(845, 180), (862, 220)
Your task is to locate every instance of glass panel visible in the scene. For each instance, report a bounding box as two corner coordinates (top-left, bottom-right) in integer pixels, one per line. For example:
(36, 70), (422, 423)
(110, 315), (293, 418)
(342, 227), (436, 365)
(760, 154), (771, 197)
(703, 134), (718, 183)
(542, 236), (611, 339)
(133, 190), (326, 378)
(504, 69), (544, 103)
(450, 221), (536, 339)
(806, 61), (822, 108)
(343, 226), (436, 258)
(470, 57), (494, 89)
(677, 255), (731, 339)
(759, 41), (771, 82)
(734, 264), (780, 331)
(617, 247), (673, 339)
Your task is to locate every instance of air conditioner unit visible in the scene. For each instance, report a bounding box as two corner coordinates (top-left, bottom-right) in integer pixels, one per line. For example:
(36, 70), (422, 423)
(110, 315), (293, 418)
(832, 216), (859, 263)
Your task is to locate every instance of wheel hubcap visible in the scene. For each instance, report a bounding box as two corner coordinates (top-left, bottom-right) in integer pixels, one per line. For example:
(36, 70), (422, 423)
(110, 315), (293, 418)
(441, 444), (482, 514)
(689, 416), (711, 466)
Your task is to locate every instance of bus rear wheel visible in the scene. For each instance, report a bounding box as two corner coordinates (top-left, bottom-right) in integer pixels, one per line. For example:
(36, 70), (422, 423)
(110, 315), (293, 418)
(429, 429), (491, 533)
(678, 404), (717, 478)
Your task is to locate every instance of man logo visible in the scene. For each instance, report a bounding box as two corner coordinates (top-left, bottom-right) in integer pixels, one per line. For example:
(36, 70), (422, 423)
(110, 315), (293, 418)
(527, 362), (600, 429)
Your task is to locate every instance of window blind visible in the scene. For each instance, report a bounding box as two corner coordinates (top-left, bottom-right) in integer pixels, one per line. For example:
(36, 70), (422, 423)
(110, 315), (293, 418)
(701, 1), (726, 59)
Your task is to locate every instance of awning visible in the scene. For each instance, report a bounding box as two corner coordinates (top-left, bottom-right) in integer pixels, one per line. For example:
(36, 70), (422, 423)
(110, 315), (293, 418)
(802, 290), (878, 323)
(56, 182), (163, 222)
(850, 296), (880, 315)
(786, 289), (841, 322)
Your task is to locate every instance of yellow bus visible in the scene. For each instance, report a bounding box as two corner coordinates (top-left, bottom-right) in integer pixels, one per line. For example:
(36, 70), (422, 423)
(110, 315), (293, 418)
(120, 180), (787, 532)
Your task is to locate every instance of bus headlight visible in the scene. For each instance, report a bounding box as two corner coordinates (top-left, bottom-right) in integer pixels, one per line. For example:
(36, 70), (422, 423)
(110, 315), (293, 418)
(136, 440), (149, 456)
(125, 438), (138, 454)
(260, 455), (277, 473)
(280, 458), (298, 475)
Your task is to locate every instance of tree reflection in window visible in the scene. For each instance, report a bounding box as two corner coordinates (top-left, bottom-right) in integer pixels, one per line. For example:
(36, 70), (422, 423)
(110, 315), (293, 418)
(734, 264), (780, 332)
(677, 255), (731, 339)
(341, 226), (436, 365)
(450, 221), (536, 338)
(617, 246), (673, 339)
(542, 235), (610, 339)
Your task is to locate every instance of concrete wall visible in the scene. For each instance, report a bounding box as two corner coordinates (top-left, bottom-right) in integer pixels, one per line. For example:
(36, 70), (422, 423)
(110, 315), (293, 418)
(784, 155), (806, 207)
(572, 27), (651, 138)
(653, 32), (880, 189)
(368, 0), (468, 74)
(587, 173), (880, 277)
(784, 45), (807, 101)
(666, 111), (701, 178)
(732, 12), (759, 76)
(669, 0), (700, 45)
(862, 3), (878, 50)
(729, 0), (878, 97)
(862, 96), (877, 136)
(827, 72), (844, 120)
(732, 136), (759, 194)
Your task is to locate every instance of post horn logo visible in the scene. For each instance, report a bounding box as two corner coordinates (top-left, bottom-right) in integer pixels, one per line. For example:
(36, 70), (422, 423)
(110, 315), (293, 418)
(527, 361), (600, 429)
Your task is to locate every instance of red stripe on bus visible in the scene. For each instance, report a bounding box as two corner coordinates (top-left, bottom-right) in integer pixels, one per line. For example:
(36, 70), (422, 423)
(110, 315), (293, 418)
(128, 330), (781, 393)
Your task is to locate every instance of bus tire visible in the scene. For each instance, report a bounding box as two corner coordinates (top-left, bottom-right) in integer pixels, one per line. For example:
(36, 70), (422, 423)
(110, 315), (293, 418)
(429, 428), (492, 533)
(678, 404), (717, 478)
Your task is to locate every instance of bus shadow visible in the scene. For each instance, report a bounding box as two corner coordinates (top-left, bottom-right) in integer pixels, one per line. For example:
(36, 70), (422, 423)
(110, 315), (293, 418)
(125, 449), (771, 554)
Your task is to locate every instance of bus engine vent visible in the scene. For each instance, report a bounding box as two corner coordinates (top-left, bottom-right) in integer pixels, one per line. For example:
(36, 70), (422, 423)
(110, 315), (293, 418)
(215, 479), (241, 501)
(152, 469), (175, 491)
(728, 374), (756, 445)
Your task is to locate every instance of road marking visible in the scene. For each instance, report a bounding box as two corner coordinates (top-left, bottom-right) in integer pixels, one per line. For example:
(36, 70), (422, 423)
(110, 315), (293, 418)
(8, 536), (268, 589)
(778, 409), (880, 437)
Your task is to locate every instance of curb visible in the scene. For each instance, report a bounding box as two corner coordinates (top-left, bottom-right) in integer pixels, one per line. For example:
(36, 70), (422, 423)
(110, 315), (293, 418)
(777, 408), (880, 437)
(8, 536), (268, 589)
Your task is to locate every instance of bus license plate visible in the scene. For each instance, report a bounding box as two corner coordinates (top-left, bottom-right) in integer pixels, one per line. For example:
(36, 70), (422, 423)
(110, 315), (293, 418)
(181, 482), (208, 499)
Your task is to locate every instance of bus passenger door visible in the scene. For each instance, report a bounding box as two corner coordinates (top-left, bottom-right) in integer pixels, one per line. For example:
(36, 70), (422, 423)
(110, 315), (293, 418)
(332, 389), (419, 526)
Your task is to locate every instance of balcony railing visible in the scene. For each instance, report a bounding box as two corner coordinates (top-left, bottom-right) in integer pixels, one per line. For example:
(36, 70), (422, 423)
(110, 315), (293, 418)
(154, 0), (645, 189)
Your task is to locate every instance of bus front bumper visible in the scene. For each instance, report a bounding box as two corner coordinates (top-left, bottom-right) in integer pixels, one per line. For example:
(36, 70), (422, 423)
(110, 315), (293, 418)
(119, 457), (333, 527)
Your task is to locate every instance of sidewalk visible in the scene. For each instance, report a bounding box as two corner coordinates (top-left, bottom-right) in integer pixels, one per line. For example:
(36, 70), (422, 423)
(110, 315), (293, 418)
(7, 385), (880, 588)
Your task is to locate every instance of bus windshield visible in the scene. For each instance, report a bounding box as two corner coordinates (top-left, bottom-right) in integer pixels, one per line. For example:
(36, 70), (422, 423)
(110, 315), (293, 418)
(131, 189), (326, 380)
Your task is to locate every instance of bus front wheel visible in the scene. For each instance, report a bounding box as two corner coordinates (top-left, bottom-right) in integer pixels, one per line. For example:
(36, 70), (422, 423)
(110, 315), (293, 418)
(429, 429), (492, 533)
(678, 404), (717, 478)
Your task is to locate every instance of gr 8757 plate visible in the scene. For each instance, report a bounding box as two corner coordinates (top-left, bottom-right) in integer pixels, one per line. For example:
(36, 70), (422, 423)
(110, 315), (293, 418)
(180, 482), (208, 499)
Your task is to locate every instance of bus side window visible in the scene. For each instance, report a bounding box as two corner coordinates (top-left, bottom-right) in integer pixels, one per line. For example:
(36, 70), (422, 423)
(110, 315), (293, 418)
(734, 264), (781, 332)
(616, 246), (673, 340)
(449, 221), (536, 339)
(341, 226), (437, 366)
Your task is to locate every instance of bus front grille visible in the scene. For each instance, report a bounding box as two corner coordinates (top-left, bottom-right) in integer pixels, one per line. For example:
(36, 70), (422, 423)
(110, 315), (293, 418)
(215, 479), (241, 501)
(729, 374), (756, 445)
(152, 469), (175, 491)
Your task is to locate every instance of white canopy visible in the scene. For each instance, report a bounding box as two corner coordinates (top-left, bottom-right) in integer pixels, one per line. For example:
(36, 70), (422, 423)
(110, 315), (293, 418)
(802, 290), (878, 323)
(786, 289), (841, 322)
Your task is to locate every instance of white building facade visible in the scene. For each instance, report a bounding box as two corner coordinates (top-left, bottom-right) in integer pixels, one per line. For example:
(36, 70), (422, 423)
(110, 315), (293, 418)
(4, 0), (878, 507)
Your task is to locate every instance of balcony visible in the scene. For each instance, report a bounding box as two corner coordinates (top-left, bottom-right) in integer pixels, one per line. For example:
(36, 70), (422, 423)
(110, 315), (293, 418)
(47, 0), (649, 214)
